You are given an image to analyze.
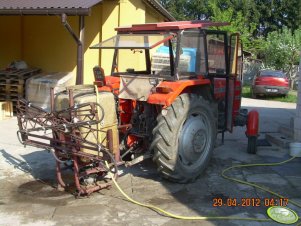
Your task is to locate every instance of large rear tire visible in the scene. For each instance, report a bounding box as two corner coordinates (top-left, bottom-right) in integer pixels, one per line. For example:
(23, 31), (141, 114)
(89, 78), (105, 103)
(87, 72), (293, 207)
(151, 94), (217, 183)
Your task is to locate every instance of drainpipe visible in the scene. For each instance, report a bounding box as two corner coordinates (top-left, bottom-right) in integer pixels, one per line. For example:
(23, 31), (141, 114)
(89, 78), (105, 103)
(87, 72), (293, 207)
(78, 16), (85, 84)
(61, 13), (85, 85)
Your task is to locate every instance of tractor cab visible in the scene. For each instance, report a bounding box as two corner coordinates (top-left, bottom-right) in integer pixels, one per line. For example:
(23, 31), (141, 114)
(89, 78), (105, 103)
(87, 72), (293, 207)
(91, 21), (242, 81)
(91, 21), (244, 133)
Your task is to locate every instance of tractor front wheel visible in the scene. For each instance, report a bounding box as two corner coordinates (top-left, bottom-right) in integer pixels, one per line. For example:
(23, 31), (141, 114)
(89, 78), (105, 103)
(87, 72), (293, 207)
(151, 94), (217, 183)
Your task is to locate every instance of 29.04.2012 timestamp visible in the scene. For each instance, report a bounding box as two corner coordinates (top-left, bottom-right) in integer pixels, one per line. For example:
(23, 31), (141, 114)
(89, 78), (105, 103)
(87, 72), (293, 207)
(212, 198), (289, 207)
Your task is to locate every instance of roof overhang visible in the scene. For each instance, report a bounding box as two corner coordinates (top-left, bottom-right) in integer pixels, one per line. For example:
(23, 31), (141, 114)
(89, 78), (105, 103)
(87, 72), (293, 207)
(0, 9), (91, 16)
(0, 0), (103, 16)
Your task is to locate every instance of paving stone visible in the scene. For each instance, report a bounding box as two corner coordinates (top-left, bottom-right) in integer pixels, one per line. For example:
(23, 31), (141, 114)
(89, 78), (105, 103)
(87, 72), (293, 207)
(265, 133), (293, 148)
(246, 174), (288, 186)
(256, 147), (286, 158)
(285, 176), (301, 188)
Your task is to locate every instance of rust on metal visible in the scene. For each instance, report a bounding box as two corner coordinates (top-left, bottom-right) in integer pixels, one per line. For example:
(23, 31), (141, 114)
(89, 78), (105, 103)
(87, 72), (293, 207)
(16, 88), (118, 196)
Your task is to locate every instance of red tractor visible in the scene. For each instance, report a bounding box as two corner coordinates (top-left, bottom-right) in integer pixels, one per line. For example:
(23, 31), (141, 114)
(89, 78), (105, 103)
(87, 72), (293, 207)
(16, 21), (258, 195)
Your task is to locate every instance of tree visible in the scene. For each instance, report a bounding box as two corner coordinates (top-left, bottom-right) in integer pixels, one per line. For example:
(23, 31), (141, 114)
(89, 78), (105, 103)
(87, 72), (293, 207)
(208, 0), (257, 52)
(159, 0), (301, 73)
(159, 0), (189, 21)
(159, 0), (301, 37)
(264, 28), (301, 87)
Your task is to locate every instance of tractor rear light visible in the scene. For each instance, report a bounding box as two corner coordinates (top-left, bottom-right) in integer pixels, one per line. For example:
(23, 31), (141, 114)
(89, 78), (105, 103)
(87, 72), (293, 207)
(155, 86), (173, 94)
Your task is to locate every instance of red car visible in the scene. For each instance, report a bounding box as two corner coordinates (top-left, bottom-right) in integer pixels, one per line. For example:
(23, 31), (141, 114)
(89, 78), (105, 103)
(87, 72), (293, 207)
(251, 70), (289, 98)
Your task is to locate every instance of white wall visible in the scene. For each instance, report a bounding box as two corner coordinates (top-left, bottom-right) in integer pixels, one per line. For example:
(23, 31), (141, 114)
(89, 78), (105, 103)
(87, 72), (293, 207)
(294, 54), (301, 141)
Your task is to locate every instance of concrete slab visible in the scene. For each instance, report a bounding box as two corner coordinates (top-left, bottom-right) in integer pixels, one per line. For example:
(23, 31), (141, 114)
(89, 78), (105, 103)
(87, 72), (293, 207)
(256, 146), (286, 158)
(285, 176), (301, 188)
(265, 133), (293, 148)
(0, 98), (300, 226)
(279, 125), (294, 138)
(246, 174), (288, 185)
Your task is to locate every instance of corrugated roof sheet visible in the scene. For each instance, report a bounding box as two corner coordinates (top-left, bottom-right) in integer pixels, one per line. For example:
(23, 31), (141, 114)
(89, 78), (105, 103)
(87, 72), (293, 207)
(0, 0), (103, 15)
(0, 0), (102, 9)
(0, 0), (174, 21)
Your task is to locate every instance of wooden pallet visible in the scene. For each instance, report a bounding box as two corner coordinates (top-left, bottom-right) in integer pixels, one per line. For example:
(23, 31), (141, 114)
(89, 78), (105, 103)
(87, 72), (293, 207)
(0, 93), (20, 100)
(0, 84), (24, 95)
(0, 78), (26, 85)
(0, 68), (41, 79)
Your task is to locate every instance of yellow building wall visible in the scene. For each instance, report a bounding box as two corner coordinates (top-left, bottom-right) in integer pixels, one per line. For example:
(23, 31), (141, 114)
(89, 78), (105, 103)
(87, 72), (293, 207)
(83, 4), (102, 84)
(99, 0), (166, 75)
(119, 0), (145, 26)
(145, 5), (165, 23)
(0, 16), (22, 68)
(22, 4), (102, 84)
(100, 0), (120, 75)
(0, 1), (167, 83)
(118, 0), (146, 72)
(22, 16), (78, 75)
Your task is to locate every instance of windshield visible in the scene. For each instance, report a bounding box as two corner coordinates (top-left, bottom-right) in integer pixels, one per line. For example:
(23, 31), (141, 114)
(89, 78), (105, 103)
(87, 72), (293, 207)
(91, 33), (174, 49)
(260, 70), (285, 78)
(91, 33), (176, 76)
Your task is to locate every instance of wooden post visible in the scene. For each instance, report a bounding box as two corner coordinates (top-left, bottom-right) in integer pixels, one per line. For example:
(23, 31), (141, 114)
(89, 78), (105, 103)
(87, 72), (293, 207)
(0, 101), (13, 120)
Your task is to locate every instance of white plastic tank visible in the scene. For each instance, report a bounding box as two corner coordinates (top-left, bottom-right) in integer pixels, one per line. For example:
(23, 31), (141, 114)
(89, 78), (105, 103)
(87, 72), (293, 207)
(289, 142), (301, 157)
(26, 72), (75, 111)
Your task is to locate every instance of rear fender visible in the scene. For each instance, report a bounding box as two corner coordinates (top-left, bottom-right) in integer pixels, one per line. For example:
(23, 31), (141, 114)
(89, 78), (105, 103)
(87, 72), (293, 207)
(147, 77), (210, 107)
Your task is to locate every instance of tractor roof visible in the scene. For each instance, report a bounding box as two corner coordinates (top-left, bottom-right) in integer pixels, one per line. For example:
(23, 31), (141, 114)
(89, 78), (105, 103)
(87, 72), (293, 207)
(115, 20), (230, 32)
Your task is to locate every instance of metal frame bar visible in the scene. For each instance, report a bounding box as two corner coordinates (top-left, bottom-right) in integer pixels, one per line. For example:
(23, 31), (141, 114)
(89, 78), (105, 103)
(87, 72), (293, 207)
(174, 31), (182, 80)
(168, 39), (175, 78)
(202, 30), (230, 139)
(16, 94), (119, 196)
(61, 14), (85, 85)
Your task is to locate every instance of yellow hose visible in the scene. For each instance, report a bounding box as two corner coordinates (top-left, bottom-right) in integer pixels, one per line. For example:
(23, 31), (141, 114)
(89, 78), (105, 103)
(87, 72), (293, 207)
(105, 156), (300, 222)
(222, 156), (301, 209)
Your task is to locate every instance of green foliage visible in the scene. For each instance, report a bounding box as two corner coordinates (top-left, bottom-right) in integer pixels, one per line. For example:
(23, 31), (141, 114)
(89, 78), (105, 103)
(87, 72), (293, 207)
(159, 0), (301, 73)
(242, 86), (252, 98)
(264, 28), (301, 70)
(208, 1), (257, 51)
(159, 0), (191, 21)
(159, 0), (301, 52)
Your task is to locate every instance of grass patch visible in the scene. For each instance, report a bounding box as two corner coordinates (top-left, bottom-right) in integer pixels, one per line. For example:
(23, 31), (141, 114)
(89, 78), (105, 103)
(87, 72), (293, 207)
(242, 85), (297, 103)
(242, 86), (252, 98)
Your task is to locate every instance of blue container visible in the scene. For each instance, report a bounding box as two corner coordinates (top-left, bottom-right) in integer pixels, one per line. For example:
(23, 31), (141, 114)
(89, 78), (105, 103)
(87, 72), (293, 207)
(182, 48), (196, 72)
(156, 46), (197, 72)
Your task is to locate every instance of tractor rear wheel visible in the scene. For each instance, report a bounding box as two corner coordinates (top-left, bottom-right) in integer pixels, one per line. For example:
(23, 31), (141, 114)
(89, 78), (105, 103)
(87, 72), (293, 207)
(247, 136), (257, 154)
(151, 94), (217, 183)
